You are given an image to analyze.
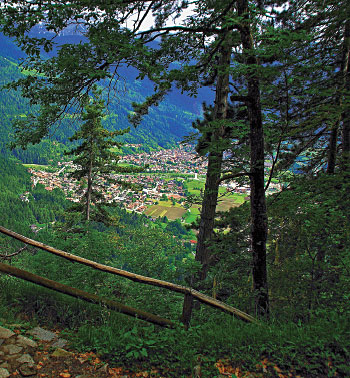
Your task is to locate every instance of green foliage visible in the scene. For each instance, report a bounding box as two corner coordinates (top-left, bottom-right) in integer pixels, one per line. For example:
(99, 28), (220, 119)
(267, 173), (350, 320)
(0, 156), (67, 235)
(64, 87), (137, 224)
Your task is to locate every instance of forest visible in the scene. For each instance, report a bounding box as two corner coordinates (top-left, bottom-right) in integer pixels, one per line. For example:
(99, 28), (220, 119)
(0, 1), (349, 377)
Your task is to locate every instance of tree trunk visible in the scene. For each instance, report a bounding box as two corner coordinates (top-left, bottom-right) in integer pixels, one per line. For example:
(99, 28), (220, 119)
(341, 18), (350, 171)
(86, 152), (93, 221)
(181, 39), (231, 327)
(327, 126), (338, 174)
(195, 151), (224, 280)
(329, 18), (350, 174)
(237, 0), (269, 318)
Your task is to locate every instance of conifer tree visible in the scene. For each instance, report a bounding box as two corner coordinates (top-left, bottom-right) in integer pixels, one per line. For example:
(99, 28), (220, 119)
(66, 87), (138, 224)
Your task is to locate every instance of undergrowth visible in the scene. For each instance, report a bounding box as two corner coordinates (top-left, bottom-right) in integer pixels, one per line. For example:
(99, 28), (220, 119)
(1, 277), (349, 377)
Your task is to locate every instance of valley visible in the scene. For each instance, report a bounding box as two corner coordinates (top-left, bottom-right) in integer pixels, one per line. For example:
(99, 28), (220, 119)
(25, 145), (253, 223)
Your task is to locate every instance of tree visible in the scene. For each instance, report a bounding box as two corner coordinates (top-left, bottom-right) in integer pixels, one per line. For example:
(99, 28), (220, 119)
(66, 87), (142, 224)
(270, 0), (350, 175)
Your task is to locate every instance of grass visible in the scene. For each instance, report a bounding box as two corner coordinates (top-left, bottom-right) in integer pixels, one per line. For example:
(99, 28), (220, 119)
(185, 179), (246, 201)
(185, 179), (205, 195)
(110, 147), (123, 153)
(217, 194), (245, 211)
(183, 206), (200, 224)
(1, 278), (349, 378)
(1, 245), (349, 378)
(23, 163), (50, 170)
(145, 200), (201, 223)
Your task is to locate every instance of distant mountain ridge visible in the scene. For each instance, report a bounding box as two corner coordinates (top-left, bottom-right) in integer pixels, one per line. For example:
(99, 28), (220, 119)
(0, 32), (212, 163)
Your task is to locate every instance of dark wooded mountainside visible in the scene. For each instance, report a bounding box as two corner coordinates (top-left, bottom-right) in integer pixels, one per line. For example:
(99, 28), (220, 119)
(0, 32), (211, 163)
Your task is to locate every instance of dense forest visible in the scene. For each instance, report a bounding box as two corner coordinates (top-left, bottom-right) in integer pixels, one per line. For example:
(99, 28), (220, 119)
(0, 1), (349, 377)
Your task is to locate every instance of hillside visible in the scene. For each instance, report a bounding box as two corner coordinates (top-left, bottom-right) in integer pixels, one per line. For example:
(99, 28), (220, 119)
(0, 32), (210, 162)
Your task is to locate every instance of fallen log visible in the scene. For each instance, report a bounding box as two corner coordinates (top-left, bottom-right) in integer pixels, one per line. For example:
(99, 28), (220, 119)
(0, 226), (258, 323)
(0, 262), (174, 328)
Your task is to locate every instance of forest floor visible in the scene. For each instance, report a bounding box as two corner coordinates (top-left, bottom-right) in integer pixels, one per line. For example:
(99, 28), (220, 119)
(0, 322), (296, 378)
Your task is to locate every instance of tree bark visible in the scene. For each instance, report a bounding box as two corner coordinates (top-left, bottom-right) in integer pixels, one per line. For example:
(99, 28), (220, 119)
(196, 42), (231, 280)
(86, 147), (93, 221)
(328, 17), (350, 174)
(237, 0), (269, 318)
(181, 39), (231, 327)
(341, 18), (350, 171)
(327, 126), (338, 174)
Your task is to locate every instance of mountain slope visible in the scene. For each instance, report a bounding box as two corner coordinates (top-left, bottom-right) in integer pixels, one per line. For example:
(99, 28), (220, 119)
(0, 33), (210, 161)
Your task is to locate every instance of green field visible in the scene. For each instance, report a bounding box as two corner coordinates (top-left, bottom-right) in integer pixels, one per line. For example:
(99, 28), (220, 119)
(144, 194), (244, 223)
(216, 195), (245, 211)
(145, 205), (186, 220)
(185, 179), (246, 211)
(185, 179), (205, 195)
(183, 206), (200, 224)
(23, 164), (50, 170)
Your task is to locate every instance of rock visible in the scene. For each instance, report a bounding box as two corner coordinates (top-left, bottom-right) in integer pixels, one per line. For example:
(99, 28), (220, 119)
(27, 327), (56, 342)
(16, 354), (35, 365)
(51, 348), (74, 358)
(0, 340), (4, 347)
(16, 335), (38, 348)
(1, 344), (23, 355)
(52, 338), (68, 348)
(78, 357), (89, 364)
(0, 327), (14, 339)
(19, 363), (37, 377)
(98, 363), (109, 373)
(0, 367), (10, 378)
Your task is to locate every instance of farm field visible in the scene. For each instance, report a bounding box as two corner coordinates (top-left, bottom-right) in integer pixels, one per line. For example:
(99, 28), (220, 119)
(145, 205), (186, 220)
(23, 164), (50, 170)
(145, 193), (245, 223)
(217, 196), (245, 211)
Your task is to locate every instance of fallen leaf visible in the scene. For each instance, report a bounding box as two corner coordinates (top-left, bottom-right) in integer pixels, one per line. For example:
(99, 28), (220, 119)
(274, 365), (282, 373)
(59, 373), (71, 378)
(110, 367), (123, 374)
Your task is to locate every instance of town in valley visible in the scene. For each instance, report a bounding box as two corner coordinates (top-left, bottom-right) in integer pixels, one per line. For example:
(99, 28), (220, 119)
(24, 145), (282, 223)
